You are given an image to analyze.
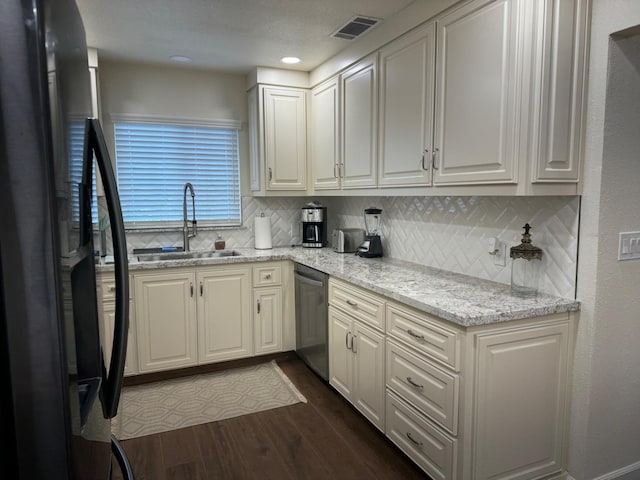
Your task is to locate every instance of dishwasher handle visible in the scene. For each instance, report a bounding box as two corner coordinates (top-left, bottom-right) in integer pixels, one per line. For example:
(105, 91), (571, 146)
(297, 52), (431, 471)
(294, 271), (325, 288)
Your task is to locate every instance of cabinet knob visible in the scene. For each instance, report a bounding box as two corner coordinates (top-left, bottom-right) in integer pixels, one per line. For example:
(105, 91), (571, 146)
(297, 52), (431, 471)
(264, 273), (272, 280)
(108, 286), (116, 292)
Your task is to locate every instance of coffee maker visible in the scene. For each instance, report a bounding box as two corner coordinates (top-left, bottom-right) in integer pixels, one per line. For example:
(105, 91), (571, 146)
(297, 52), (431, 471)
(357, 207), (383, 258)
(302, 202), (327, 248)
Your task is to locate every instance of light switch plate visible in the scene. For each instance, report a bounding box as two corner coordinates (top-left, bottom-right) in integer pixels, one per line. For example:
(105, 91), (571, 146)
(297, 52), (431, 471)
(618, 231), (640, 261)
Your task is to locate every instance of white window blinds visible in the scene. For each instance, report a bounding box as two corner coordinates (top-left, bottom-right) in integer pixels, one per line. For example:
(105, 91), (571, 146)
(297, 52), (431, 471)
(113, 121), (241, 227)
(68, 120), (98, 222)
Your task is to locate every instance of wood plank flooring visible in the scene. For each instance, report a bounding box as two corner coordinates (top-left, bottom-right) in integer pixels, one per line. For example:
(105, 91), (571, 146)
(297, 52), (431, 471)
(112, 357), (430, 479)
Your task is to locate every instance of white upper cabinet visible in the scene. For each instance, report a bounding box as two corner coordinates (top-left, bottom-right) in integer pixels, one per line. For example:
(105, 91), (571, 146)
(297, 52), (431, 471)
(341, 55), (378, 189)
(248, 85), (308, 193)
(433, 0), (521, 185)
(310, 76), (341, 190)
(378, 24), (435, 188)
(528, 0), (588, 183)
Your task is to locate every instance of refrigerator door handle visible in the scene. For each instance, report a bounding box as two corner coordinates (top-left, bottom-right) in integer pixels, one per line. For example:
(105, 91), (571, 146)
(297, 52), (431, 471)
(111, 434), (135, 480)
(87, 118), (129, 419)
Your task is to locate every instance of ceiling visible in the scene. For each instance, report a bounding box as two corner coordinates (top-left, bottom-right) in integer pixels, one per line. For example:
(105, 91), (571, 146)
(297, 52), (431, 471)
(76, 0), (416, 73)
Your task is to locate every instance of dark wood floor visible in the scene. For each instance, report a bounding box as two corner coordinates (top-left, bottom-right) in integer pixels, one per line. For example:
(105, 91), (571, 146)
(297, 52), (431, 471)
(113, 357), (429, 480)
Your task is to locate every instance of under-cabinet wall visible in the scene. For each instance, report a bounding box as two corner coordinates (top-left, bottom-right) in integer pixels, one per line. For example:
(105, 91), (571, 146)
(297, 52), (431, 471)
(121, 194), (579, 299)
(325, 195), (579, 299)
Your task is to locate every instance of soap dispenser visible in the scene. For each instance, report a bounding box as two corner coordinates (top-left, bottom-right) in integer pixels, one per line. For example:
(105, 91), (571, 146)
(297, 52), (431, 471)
(214, 233), (225, 250)
(510, 223), (543, 296)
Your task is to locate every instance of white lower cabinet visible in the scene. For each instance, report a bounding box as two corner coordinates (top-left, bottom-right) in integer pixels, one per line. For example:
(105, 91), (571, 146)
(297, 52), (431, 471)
(197, 267), (252, 364)
(472, 322), (570, 480)
(328, 277), (574, 480)
(253, 263), (284, 355)
(329, 305), (385, 431)
(135, 271), (198, 373)
(98, 274), (138, 376)
(121, 262), (287, 375)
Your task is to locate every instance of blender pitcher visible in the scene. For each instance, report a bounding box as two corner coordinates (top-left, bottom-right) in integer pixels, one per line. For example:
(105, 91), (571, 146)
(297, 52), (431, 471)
(357, 208), (383, 258)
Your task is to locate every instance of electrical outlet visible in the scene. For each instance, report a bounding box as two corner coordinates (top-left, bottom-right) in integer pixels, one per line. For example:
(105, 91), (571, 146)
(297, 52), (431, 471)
(619, 231), (640, 261)
(493, 241), (507, 266)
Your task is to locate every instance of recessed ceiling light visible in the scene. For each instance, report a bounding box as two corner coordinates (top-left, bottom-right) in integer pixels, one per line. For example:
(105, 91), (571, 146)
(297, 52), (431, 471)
(170, 55), (193, 63)
(281, 56), (301, 64)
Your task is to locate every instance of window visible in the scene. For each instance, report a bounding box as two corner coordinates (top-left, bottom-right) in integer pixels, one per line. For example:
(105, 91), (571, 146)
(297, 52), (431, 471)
(68, 119), (98, 223)
(113, 118), (241, 228)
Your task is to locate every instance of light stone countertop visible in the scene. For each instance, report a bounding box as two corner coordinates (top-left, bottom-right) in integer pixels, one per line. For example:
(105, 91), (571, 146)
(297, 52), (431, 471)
(97, 246), (580, 327)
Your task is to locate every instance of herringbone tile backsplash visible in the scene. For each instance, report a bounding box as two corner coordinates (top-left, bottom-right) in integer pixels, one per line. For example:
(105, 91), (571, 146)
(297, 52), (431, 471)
(124, 195), (579, 298)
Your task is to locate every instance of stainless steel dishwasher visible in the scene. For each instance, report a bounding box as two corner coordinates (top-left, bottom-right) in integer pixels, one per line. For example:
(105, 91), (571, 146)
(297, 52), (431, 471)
(294, 264), (329, 381)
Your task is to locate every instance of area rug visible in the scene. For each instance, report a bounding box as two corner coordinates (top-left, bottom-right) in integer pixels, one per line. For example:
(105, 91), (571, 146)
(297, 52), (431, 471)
(112, 360), (307, 440)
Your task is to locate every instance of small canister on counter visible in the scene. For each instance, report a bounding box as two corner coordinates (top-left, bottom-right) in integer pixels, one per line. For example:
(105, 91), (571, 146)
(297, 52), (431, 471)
(510, 223), (543, 296)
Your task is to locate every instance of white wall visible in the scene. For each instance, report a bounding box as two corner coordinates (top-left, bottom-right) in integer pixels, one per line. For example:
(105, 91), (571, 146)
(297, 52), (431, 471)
(98, 60), (250, 193)
(571, 2), (640, 479)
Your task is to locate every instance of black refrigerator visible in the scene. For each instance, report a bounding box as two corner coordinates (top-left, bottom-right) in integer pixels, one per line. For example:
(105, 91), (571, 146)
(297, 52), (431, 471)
(0, 0), (133, 478)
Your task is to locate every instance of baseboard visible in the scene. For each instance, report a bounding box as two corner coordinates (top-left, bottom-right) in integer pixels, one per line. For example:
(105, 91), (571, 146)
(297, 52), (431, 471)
(569, 460), (640, 480)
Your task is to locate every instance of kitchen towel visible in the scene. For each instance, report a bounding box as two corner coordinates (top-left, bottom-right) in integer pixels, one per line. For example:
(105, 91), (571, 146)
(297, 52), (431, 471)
(254, 214), (272, 249)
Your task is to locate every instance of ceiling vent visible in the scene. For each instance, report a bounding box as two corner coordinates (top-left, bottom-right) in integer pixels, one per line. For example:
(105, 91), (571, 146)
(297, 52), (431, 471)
(331, 16), (381, 40)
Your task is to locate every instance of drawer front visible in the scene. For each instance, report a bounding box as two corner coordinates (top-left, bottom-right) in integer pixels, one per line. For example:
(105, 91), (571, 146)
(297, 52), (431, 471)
(386, 340), (459, 434)
(385, 390), (457, 480)
(252, 264), (282, 287)
(386, 303), (461, 371)
(99, 275), (133, 302)
(329, 279), (385, 331)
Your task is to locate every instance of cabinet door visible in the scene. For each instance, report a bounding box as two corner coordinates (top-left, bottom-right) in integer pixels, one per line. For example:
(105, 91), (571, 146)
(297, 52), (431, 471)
(341, 55), (378, 189)
(135, 272), (197, 373)
(472, 322), (570, 480)
(262, 86), (307, 191)
(310, 77), (341, 190)
(530, 0), (587, 183)
(378, 24), (435, 187)
(102, 300), (138, 377)
(328, 307), (354, 399)
(352, 321), (385, 431)
(434, 0), (520, 185)
(197, 267), (252, 363)
(254, 287), (282, 355)
(248, 86), (262, 192)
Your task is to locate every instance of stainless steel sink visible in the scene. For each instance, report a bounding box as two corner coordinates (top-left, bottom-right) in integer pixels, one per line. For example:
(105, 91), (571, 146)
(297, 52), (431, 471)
(136, 250), (242, 262)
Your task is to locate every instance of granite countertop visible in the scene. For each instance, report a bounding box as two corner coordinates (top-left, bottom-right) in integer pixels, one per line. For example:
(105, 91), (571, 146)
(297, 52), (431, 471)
(97, 247), (580, 327)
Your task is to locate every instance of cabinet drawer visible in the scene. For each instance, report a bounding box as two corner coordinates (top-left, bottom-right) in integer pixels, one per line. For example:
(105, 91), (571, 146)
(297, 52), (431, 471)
(252, 264), (282, 287)
(386, 303), (461, 371)
(329, 278), (385, 331)
(386, 390), (457, 480)
(100, 279), (116, 302)
(386, 339), (459, 435)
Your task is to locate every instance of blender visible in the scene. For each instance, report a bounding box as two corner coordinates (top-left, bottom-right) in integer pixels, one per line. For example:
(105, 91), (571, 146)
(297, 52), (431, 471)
(357, 208), (383, 258)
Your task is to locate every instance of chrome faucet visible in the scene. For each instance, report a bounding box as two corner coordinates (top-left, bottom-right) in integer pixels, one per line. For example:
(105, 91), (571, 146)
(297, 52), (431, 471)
(182, 182), (197, 251)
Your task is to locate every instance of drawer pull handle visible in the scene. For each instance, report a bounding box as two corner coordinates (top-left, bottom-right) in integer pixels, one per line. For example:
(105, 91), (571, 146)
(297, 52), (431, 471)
(346, 299), (358, 307)
(264, 273), (272, 280)
(407, 329), (425, 340)
(406, 432), (423, 447)
(406, 377), (424, 390)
